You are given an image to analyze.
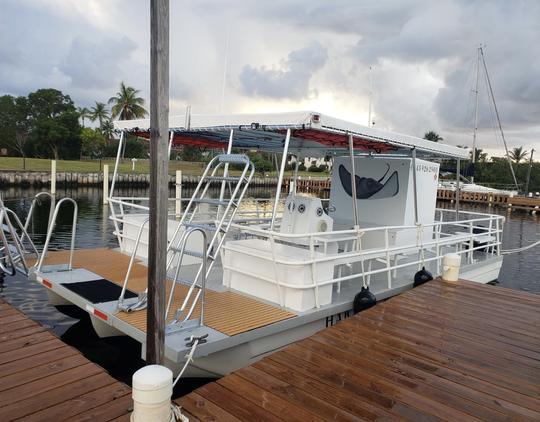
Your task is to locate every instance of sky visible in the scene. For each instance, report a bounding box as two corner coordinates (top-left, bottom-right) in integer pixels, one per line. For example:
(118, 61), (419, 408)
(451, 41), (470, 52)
(1, 0), (539, 158)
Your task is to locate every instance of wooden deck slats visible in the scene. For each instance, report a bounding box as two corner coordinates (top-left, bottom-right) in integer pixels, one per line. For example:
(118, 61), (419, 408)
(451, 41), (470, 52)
(38, 248), (295, 336)
(0, 299), (131, 421)
(177, 279), (540, 421)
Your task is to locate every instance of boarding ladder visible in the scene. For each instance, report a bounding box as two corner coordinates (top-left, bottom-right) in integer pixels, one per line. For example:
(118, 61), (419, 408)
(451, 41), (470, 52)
(0, 196), (39, 276)
(119, 154), (255, 333)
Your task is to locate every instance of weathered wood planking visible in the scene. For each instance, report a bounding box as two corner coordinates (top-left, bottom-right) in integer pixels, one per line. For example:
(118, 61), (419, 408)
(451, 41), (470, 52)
(176, 279), (540, 421)
(36, 248), (295, 336)
(0, 298), (132, 421)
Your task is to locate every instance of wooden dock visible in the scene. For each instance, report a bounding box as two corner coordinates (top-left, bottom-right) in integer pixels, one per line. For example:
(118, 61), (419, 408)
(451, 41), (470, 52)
(175, 279), (540, 421)
(0, 298), (132, 421)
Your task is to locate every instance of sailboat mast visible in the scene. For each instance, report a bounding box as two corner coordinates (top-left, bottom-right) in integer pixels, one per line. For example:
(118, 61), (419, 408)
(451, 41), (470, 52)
(479, 47), (519, 190)
(471, 46), (481, 183)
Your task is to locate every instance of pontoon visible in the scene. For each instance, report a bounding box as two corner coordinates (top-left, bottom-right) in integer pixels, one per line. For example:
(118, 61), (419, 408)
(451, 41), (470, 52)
(2, 111), (505, 377)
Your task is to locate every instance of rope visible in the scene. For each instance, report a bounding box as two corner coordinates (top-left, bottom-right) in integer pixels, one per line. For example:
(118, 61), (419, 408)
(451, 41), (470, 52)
(416, 223), (426, 266)
(501, 240), (540, 255)
(172, 336), (201, 388)
(170, 403), (189, 422)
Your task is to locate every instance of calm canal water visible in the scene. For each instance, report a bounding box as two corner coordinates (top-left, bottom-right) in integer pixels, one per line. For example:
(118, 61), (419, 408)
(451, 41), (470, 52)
(1, 186), (539, 390)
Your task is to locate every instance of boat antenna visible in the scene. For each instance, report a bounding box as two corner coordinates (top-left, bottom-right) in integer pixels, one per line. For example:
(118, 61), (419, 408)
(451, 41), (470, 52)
(479, 46), (519, 190)
(367, 66), (373, 126)
(471, 45), (481, 183)
(220, 21), (230, 113)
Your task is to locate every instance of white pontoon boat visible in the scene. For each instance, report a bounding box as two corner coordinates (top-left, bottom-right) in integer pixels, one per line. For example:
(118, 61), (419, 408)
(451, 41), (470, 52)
(2, 111), (505, 377)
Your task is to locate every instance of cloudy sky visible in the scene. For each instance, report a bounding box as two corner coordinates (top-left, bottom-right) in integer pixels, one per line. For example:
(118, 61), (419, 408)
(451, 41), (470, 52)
(1, 0), (539, 157)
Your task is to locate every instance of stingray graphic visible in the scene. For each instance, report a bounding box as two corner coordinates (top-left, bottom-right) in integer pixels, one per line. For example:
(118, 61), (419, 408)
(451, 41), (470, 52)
(339, 164), (399, 199)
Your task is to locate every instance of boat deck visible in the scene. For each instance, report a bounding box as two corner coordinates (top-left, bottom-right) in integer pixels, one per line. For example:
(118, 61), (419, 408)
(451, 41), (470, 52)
(176, 278), (540, 421)
(36, 248), (295, 336)
(0, 298), (131, 421)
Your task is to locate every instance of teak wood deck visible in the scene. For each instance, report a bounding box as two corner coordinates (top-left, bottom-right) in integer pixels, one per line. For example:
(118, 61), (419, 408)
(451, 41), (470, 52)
(0, 298), (131, 422)
(38, 248), (295, 336)
(175, 278), (540, 421)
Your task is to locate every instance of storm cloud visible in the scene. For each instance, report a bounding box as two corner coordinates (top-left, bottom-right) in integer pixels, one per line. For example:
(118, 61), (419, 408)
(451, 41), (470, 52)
(239, 41), (328, 99)
(1, 0), (539, 154)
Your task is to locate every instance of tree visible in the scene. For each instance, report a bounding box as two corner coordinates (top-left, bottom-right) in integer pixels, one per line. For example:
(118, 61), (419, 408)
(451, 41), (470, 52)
(25, 89), (81, 160)
(80, 127), (106, 158)
(108, 82), (147, 120)
(101, 119), (115, 143)
(424, 131), (443, 142)
(509, 146), (528, 164)
(90, 102), (109, 128)
(471, 148), (488, 163)
(0, 95), (31, 166)
(78, 107), (91, 127)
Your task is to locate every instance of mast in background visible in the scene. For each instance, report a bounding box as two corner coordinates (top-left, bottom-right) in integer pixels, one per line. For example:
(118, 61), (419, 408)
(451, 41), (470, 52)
(471, 46), (481, 183)
(479, 46), (519, 190)
(525, 148), (535, 194)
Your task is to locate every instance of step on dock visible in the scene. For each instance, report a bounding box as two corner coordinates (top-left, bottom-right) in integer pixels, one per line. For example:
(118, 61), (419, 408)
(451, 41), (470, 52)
(0, 298), (132, 422)
(175, 279), (540, 421)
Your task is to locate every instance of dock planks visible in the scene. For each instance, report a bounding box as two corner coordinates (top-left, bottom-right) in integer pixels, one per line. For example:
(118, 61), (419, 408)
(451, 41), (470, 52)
(176, 278), (540, 421)
(0, 298), (131, 421)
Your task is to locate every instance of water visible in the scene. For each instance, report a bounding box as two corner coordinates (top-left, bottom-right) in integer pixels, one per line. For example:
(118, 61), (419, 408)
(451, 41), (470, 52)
(1, 186), (538, 389)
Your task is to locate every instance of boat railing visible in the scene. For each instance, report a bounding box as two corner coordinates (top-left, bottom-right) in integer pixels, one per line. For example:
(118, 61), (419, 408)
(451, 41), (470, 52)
(0, 198), (40, 276)
(223, 211), (504, 307)
(107, 195), (280, 253)
(36, 198), (78, 272)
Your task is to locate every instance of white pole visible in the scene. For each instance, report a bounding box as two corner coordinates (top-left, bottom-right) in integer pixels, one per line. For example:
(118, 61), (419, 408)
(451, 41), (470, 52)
(110, 131), (125, 199)
(50, 160), (56, 195)
(270, 129), (291, 231)
(175, 170), (182, 218)
(348, 134), (359, 227)
(103, 164), (109, 205)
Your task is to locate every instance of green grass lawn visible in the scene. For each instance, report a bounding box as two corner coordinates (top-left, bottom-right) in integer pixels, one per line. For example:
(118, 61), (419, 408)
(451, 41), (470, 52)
(0, 156), (330, 178)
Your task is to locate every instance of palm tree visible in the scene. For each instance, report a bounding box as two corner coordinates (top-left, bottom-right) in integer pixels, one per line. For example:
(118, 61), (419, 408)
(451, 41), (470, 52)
(101, 119), (115, 143)
(90, 102), (109, 128)
(78, 107), (91, 127)
(471, 148), (488, 163)
(424, 131), (443, 142)
(509, 146), (528, 164)
(108, 82), (148, 120)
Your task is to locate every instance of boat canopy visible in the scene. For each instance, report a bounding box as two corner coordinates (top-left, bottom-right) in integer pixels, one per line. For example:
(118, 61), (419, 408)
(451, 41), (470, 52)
(114, 111), (469, 159)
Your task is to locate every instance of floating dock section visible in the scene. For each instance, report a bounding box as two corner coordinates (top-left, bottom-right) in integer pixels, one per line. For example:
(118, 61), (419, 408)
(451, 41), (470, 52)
(0, 298), (132, 421)
(176, 278), (540, 421)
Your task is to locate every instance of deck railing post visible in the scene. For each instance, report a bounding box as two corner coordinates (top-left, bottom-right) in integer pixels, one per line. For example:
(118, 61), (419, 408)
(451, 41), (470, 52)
(50, 160), (56, 195)
(103, 164), (109, 205)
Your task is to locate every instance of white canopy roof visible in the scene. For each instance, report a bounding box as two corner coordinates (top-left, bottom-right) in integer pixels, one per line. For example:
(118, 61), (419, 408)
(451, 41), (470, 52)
(114, 111), (469, 159)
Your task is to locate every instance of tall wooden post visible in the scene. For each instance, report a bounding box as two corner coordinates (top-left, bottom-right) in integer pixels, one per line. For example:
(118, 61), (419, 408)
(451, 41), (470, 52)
(147, 0), (169, 365)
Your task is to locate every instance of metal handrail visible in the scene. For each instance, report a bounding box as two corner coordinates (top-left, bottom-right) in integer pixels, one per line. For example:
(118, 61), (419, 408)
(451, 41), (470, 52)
(117, 217), (150, 311)
(36, 198), (78, 272)
(166, 227), (207, 327)
(23, 191), (55, 235)
(0, 197), (40, 276)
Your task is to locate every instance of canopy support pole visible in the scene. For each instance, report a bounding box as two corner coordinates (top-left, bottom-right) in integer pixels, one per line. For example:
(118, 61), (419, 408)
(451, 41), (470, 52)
(348, 133), (360, 227)
(270, 129), (291, 231)
(290, 156), (299, 195)
(110, 131), (125, 199)
(411, 148), (419, 225)
(218, 129), (234, 217)
(456, 158), (461, 220)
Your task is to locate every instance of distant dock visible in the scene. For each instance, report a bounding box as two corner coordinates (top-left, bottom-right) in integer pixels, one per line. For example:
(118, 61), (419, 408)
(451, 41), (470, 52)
(0, 298), (132, 421)
(175, 278), (540, 421)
